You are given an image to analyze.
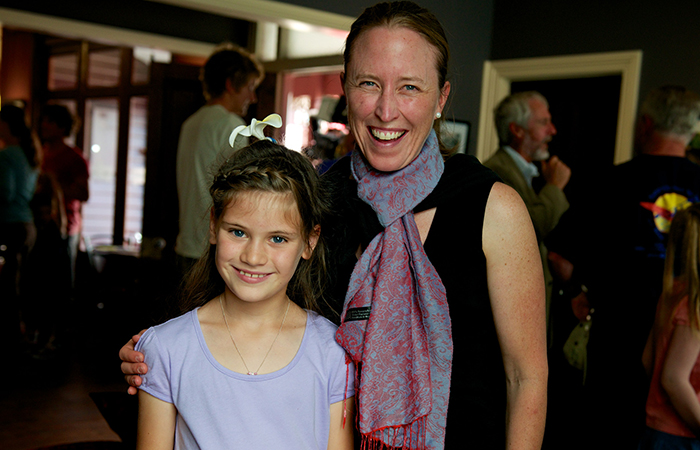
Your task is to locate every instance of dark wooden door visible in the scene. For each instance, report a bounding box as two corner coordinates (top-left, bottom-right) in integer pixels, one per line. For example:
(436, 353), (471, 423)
(141, 62), (204, 263)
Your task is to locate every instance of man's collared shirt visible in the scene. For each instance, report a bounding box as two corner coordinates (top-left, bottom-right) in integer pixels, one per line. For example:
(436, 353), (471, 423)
(503, 145), (539, 188)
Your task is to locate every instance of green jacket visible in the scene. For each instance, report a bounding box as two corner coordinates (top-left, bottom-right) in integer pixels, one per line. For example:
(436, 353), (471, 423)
(483, 148), (569, 335)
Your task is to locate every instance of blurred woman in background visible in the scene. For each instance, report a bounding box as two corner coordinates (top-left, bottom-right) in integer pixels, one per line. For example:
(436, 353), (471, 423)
(0, 103), (40, 353)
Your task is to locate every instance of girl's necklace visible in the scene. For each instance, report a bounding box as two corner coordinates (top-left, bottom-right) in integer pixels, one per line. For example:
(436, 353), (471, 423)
(218, 295), (291, 376)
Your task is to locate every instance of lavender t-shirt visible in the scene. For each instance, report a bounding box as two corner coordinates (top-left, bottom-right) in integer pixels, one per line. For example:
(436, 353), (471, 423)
(136, 309), (354, 449)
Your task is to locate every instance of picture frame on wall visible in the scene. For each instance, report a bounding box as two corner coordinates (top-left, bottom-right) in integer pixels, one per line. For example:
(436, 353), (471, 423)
(441, 120), (470, 154)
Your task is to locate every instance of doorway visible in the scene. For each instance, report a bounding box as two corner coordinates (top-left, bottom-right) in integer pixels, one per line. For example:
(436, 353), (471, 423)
(476, 50), (643, 166)
(510, 75), (621, 206)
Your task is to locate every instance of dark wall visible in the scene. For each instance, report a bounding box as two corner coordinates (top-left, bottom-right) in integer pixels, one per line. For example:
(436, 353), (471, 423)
(490, 0), (700, 106)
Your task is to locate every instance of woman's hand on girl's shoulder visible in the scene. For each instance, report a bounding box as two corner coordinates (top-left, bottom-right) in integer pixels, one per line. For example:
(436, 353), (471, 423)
(119, 330), (148, 395)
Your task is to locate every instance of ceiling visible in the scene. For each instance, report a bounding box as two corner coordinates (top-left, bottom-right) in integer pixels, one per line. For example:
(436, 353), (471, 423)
(0, 0), (351, 61)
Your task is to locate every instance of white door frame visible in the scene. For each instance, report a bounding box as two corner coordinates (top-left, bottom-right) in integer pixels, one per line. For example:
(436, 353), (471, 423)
(476, 50), (643, 165)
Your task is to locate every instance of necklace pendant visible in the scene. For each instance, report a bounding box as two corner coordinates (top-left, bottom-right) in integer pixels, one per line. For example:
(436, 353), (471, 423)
(220, 295), (291, 380)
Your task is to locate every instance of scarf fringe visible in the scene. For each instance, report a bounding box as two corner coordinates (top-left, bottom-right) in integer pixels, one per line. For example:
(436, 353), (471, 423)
(352, 362), (428, 449)
(358, 418), (428, 450)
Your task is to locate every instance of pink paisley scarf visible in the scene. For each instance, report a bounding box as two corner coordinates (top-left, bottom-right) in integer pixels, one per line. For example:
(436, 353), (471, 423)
(336, 130), (452, 449)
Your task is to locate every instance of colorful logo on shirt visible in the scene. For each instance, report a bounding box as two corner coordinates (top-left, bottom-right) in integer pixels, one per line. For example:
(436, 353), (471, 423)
(640, 192), (693, 234)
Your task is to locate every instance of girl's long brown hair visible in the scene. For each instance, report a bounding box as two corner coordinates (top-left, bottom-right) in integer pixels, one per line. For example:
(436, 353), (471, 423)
(178, 140), (332, 315)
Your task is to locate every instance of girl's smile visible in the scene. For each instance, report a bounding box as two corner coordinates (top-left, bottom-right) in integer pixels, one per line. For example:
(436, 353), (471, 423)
(209, 190), (315, 307)
(236, 269), (268, 280)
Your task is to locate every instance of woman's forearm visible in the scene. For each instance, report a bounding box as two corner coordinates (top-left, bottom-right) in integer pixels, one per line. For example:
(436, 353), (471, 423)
(505, 372), (548, 450)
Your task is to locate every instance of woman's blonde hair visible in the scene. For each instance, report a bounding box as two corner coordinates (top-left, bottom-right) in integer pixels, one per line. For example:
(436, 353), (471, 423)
(662, 203), (700, 332)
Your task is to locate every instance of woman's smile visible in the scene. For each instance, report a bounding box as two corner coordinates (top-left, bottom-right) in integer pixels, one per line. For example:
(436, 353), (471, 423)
(370, 127), (406, 141)
(344, 26), (450, 172)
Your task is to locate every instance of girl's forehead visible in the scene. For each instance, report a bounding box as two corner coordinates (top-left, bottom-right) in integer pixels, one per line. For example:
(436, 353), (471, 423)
(222, 190), (301, 228)
(227, 190), (293, 209)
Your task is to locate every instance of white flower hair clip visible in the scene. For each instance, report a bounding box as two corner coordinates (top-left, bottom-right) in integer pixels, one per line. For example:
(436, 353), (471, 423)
(229, 113), (283, 147)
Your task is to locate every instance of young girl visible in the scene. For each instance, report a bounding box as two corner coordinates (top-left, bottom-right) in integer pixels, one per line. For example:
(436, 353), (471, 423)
(135, 137), (354, 449)
(640, 203), (700, 449)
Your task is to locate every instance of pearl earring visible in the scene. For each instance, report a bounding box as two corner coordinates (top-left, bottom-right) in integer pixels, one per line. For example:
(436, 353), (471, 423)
(435, 112), (442, 119)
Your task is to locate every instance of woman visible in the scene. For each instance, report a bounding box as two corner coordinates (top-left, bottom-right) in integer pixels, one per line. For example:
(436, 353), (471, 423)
(0, 104), (40, 350)
(120, 2), (547, 448)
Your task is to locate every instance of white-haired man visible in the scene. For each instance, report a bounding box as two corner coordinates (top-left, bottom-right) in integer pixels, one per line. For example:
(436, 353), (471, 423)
(484, 91), (571, 336)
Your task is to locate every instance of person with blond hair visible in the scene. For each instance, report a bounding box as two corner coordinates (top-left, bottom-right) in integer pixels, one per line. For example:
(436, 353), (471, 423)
(640, 203), (700, 449)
